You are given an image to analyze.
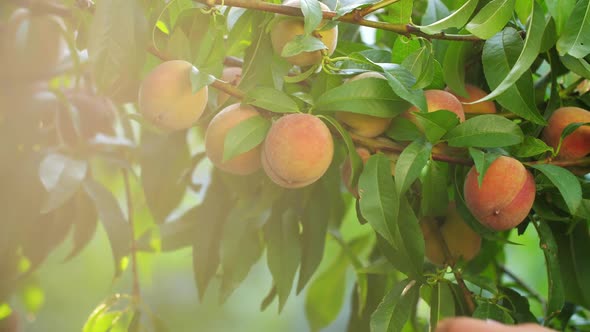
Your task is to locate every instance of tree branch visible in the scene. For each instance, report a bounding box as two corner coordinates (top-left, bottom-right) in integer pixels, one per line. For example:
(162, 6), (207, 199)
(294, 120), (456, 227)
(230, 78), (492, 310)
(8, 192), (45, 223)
(193, 0), (483, 41)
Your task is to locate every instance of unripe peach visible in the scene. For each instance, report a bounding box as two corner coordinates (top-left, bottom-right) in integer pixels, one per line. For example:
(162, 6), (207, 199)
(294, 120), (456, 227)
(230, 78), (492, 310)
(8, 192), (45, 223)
(205, 103), (262, 175)
(341, 147), (371, 197)
(270, 0), (338, 67)
(2, 8), (65, 79)
(336, 72), (393, 138)
(445, 85), (496, 114)
(406, 90), (465, 123)
(421, 203), (481, 265)
(138, 60), (208, 131)
(262, 113), (334, 188)
(217, 67), (242, 106)
(542, 107), (590, 160)
(464, 156), (536, 231)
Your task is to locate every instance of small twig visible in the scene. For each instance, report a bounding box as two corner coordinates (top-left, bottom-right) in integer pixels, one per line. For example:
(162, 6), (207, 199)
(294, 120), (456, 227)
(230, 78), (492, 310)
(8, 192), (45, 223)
(122, 169), (141, 301)
(358, 0), (401, 16)
(523, 156), (590, 168)
(498, 264), (546, 310)
(193, 0), (484, 41)
(431, 222), (476, 314)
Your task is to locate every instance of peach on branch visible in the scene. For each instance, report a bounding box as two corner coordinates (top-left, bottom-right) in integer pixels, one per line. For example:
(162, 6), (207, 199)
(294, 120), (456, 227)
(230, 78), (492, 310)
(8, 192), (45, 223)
(463, 156), (536, 231)
(445, 85), (497, 114)
(270, 0), (338, 67)
(405, 89), (466, 124)
(335, 72), (393, 138)
(421, 203), (481, 266)
(217, 67), (242, 106)
(205, 103), (263, 175)
(262, 113), (334, 188)
(138, 60), (208, 131)
(542, 107), (590, 160)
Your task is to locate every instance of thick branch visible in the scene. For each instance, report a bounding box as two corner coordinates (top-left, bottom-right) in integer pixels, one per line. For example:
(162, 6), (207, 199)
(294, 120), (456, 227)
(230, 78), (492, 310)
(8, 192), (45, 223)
(193, 0), (483, 41)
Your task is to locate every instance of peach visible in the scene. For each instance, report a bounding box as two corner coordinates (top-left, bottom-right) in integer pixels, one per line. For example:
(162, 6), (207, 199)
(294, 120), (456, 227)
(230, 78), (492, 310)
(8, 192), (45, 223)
(217, 67), (242, 106)
(463, 156), (536, 231)
(335, 72), (393, 137)
(262, 113), (334, 188)
(445, 85), (496, 114)
(138, 60), (208, 131)
(341, 147), (371, 197)
(205, 103), (263, 175)
(406, 89), (465, 124)
(421, 203), (481, 265)
(542, 107), (590, 160)
(2, 8), (65, 79)
(270, 0), (338, 67)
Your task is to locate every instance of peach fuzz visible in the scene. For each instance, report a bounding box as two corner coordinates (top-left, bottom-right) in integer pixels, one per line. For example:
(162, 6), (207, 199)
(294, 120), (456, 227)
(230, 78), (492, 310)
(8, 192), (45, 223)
(336, 72), (393, 138)
(262, 113), (334, 188)
(445, 85), (497, 114)
(463, 156), (536, 231)
(138, 60), (208, 131)
(270, 0), (338, 67)
(205, 103), (263, 175)
(542, 107), (590, 160)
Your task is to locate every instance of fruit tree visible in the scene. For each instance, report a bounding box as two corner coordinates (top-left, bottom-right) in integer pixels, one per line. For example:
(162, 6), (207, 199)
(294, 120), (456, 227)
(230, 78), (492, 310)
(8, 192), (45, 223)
(1, 0), (590, 331)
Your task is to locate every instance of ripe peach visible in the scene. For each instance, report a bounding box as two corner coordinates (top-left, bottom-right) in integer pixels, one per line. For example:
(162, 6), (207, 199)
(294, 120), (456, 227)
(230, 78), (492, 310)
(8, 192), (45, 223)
(406, 89), (465, 123)
(542, 107), (590, 160)
(217, 67), (242, 106)
(445, 85), (496, 114)
(138, 60), (208, 131)
(336, 72), (393, 138)
(270, 0), (338, 67)
(421, 203), (481, 265)
(463, 156), (536, 231)
(262, 113), (334, 188)
(2, 8), (65, 79)
(205, 103), (263, 175)
(341, 147), (371, 197)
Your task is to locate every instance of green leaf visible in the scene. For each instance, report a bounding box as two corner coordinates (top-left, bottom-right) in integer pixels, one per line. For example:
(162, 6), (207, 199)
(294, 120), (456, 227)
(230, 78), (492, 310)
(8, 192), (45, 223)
(468, 148), (500, 187)
(83, 179), (130, 278)
(297, 183), (331, 293)
(470, 2), (549, 114)
(533, 220), (565, 320)
(510, 136), (553, 158)
(401, 43), (435, 89)
(413, 110), (461, 143)
(392, 36), (421, 64)
(141, 131), (190, 223)
(394, 138), (432, 194)
(445, 115), (524, 148)
(359, 154), (399, 249)
(315, 77), (410, 117)
(64, 191), (99, 261)
(223, 116), (270, 162)
(88, 0), (147, 102)
(39, 153), (87, 214)
(550, 222), (590, 309)
(429, 282), (455, 330)
(282, 34), (327, 57)
(165, 28), (191, 61)
(420, 160), (449, 217)
(245, 87), (300, 113)
(265, 208), (301, 312)
(189, 66), (215, 94)
(546, 0), (576, 36)
(472, 302), (514, 324)
(466, 0), (515, 39)
(556, 0), (590, 58)
(370, 279), (420, 332)
(530, 164), (582, 215)
(386, 116), (422, 142)
(482, 27), (545, 124)
(560, 54), (590, 79)
(443, 40), (469, 96)
(381, 65), (428, 113)
(500, 287), (537, 323)
(301, 0), (323, 35)
(305, 251), (348, 332)
(419, 0), (479, 34)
